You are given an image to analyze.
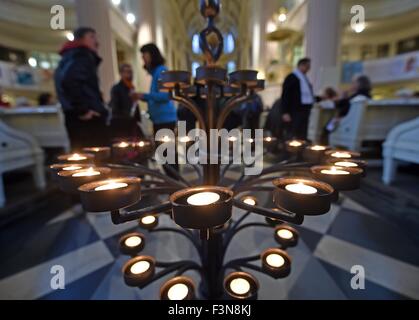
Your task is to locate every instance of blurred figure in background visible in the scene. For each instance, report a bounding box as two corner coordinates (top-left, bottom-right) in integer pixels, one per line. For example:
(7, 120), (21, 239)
(55, 27), (109, 149)
(281, 58), (314, 140)
(38, 92), (54, 106)
(241, 92), (264, 135)
(0, 87), (11, 108)
(109, 63), (143, 140)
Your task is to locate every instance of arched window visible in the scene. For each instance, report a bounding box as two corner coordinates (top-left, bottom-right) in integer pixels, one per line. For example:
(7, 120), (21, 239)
(224, 33), (235, 54)
(191, 61), (200, 77)
(192, 34), (201, 54)
(227, 61), (236, 73)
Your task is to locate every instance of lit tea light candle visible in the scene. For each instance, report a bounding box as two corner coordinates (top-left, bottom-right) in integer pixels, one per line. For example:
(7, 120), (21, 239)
(141, 215), (157, 225)
(124, 236), (142, 248)
(285, 183), (317, 195)
(289, 140), (302, 147)
(187, 192), (220, 206)
(161, 136), (171, 143)
(311, 145), (327, 151)
(167, 283), (189, 300)
(229, 136), (238, 142)
(243, 197), (257, 206)
(230, 278), (250, 295)
(118, 142), (130, 148)
(63, 166), (83, 171)
(72, 168), (100, 177)
(68, 153), (87, 161)
(265, 137), (272, 142)
(95, 181), (128, 191)
(248, 138), (254, 143)
(179, 136), (191, 143)
(320, 166), (350, 175)
(277, 229), (294, 240)
(138, 141), (146, 147)
(265, 253), (285, 268)
(331, 152), (351, 159)
(335, 161), (358, 168)
(130, 260), (150, 275)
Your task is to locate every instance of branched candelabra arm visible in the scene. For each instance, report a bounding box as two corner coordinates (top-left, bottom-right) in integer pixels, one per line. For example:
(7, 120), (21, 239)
(111, 201), (172, 224)
(137, 260), (202, 290)
(171, 87), (207, 132)
(233, 199), (304, 225)
(217, 86), (252, 130)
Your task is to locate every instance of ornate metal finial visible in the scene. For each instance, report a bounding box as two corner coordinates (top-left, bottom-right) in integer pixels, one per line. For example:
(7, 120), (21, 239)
(199, 0), (223, 65)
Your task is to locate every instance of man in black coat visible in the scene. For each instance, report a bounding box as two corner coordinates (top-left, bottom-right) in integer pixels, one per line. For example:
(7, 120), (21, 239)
(109, 64), (142, 140)
(55, 27), (109, 149)
(280, 58), (314, 140)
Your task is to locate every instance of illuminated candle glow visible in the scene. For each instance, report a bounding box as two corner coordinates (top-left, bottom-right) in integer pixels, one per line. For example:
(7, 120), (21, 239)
(72, 168), (100, 177)
(118, 142), (130, 148)
(335, 161), (358, 168)
(63, 166), (83, 171)
(141, 216), (156, 225)
(95, 181), (128, 191)
(162, 136), (171, 142)
(266, 253), (285, 268)
(331, 152), (351, 159)
(187, 192), (220, 206)
(265, 137), (272, 142)
(229, 136), (238, 142)
(130, 261), (150, 275)
(68, 154), (87, 161)
(138, 141), (146, 147)
(285, 183), (317, 195)
(230, 278), (250, 295)
(320, 167), (350, 175)
(243, 197), (257, 206)
(124, 236), (142, 248)
(311, 145), (327, 151)
(277, 229), (294, 240)
(179, 136), (191, 143)
(289, 141), (302, 147)
(167, 283), (189, 300)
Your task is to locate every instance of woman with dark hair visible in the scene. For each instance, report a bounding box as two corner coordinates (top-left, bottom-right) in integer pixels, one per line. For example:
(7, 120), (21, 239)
(134, 43), (178, 176)
(135, 43), (177, 132)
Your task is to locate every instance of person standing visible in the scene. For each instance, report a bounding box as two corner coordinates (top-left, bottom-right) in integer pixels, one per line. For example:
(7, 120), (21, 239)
(55, 27), (109, 149)
(135, 43), (178, 176)
(109, 63), (142, 140)
(281, 58), (314, 140)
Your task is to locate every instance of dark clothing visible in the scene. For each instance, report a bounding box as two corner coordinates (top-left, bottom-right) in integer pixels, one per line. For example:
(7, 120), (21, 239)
(55, 41), (108, 148)
(336, 89), (372, 118)
(153, 122), (179, 179)
(65, 114), (109, 150)
(55, 42), (107, 117)
(280, 73), (314, 140)
(242, 93), (263, 132)
(109, 80), (142, 139)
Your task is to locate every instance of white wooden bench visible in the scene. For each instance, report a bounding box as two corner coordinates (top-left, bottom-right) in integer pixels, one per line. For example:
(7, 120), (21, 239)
(0, 120), (46, 207)
(0, 105), (70, 152)
(308, 105), (335, 143)
(326, 98), (419, 151)
(382, 117), (419, 185)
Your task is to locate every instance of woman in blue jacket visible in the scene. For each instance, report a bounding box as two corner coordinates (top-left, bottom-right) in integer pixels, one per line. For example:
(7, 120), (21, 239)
(137, 43), (177, 133)
(136, 43), (178, 175)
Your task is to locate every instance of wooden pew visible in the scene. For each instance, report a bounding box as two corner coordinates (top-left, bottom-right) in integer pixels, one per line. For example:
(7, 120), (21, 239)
(382, 117), (419, 185)
(0, 105), (70, 152)
(312, 98), (419, 151)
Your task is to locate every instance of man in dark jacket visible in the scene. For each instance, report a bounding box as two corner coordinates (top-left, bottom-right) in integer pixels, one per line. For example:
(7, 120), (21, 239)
(55, 27), (109, 149)
(109, 63), (142, 140)
(280, 58), (314, 140)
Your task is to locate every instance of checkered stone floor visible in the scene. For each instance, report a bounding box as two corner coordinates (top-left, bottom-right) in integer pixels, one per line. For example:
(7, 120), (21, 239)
(1, 183), (418, 300)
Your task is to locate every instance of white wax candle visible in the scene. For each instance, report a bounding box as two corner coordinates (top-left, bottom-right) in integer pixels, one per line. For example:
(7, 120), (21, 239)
(311, 145), (326, 151)
(130, 261), (150, 275)
(68, 154), (87, 161)
(289, 141), (302, 147)
(167, 283), (189, 300)
(320, 167), (350, 175)
(187, 192), (220, 206)
(72, 168), (100, 177)
(335, 161), (358, 168)
(277, 229), (293, 240)
(230, 278), (250, 295)
(285, 183), (317, 195)
(125, 236), (142, 248)
(141, 216), (156, 225)
(95, 182), (128, 191)
(331, 152), (351, 159)
(266, 253), (285, 268)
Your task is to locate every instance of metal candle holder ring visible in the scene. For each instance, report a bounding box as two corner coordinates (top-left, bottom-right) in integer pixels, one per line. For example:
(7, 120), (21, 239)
(272, 177), (334, 215)
(311, 166), (363, 191)
(78, 177), (142, 212)
(229, 70), (258, 88)
(57, 167), (111, 194)
(303, 145), (330, 163)
(57, 153), (94, 164)
(196, 66), (227, 85)
(122, 256), (156, 287)
(82, 147), (111, 163)
(160, 276), (196, 301)
(261, 248), (291, 279)
(170, 186), (233, 229)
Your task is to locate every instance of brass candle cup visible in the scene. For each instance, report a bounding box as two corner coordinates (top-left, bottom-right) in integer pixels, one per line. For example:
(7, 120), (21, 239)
(160, 276), (196, 301)
(57, 167), (110, 194)
(122, 256), (155, 287)
(311, 166), (363, 191)
(261, 248), (291, 279)
(78, 177), (141, 212)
